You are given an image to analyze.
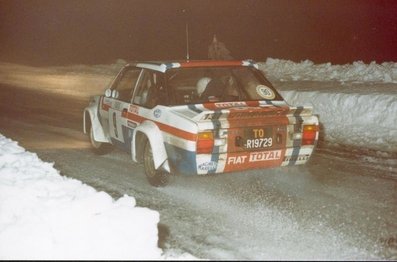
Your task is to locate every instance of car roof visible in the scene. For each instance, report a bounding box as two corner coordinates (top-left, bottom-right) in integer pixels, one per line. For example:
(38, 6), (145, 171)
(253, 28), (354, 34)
(125, 59), (259, 73)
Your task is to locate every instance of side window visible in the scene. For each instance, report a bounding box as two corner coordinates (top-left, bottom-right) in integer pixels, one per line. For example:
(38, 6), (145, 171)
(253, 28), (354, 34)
(112, 67), (141, 103)
(133, 70), (167, 108)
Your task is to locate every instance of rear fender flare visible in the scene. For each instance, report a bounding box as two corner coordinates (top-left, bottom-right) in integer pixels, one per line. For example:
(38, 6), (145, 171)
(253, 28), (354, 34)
(132, 121), (169, 172)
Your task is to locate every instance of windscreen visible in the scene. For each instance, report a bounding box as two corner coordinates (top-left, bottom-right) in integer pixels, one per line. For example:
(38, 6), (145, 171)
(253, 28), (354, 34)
(166, 66), (283, 105)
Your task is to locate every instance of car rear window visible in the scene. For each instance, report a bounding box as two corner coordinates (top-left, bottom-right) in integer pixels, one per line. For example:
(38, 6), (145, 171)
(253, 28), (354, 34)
(166, 66), (283, 105)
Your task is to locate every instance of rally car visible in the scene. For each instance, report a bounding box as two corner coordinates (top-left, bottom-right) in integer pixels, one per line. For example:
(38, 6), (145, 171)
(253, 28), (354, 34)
(83, 60), (319, 186)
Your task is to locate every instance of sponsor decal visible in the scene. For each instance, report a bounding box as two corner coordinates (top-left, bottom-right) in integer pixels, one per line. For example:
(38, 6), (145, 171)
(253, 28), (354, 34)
(153, 109), (162, 118)
(227, 150), (282, 165)
(227, 155), (248, 165)
(128, 105), (139, 114)
(198, 161), (218, 171)
(214, 101), (247, 108)
(284, 155), (310, 162)
(249, 150), (281, 162)
(256, 85), (275, 100)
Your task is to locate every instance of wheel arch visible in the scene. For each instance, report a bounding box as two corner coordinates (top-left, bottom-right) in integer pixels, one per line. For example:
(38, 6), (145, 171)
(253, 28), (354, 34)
(83, 105), (110, 143)
(132, 121), (170, 172)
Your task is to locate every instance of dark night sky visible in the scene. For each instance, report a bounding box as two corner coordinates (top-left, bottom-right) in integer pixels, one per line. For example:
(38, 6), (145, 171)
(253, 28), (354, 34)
(0, 0), (396, 66)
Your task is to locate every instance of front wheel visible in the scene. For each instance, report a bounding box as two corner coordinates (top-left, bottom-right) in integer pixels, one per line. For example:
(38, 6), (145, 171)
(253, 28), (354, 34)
(143, 141), (169, 187)
(89, 126), (112, 155)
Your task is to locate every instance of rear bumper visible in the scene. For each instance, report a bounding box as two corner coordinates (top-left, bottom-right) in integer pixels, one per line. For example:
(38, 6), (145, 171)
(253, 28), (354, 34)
(166, 143), (316, 175)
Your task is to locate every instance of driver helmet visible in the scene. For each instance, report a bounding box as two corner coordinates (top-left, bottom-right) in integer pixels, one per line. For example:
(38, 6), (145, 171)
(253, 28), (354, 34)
(196, 77), (212, 97)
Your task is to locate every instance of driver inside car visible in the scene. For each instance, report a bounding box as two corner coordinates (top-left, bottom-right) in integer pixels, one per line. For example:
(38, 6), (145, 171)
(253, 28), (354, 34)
(196, 76), (239, 102)
(196, 77), (225, 102)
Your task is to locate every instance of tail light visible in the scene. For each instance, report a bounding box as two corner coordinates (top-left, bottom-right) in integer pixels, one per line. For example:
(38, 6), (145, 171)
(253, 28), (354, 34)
(302, 125), (319, 145)
(197, 131), (214, 154)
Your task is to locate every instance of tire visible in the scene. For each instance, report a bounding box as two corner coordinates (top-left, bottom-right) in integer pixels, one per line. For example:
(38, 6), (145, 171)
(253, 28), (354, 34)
(143, 140), (169, 187)
(89, 125), (112, 155)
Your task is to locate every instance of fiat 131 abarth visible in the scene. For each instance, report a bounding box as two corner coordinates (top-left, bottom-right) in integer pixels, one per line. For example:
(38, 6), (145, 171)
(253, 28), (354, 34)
(83, 60), (319, 186)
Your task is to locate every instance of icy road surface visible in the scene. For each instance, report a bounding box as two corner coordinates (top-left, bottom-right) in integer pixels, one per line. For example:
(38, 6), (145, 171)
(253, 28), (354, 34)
(0, 83), (396, 260)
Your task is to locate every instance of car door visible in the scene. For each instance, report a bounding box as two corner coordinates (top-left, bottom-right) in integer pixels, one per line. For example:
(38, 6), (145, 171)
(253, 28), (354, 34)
(106, 66), (141, 150)
(128, 68), (167, 137)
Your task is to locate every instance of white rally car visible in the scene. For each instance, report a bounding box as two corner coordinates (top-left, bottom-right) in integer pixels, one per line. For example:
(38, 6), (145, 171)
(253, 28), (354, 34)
(83, 60), (319, 186)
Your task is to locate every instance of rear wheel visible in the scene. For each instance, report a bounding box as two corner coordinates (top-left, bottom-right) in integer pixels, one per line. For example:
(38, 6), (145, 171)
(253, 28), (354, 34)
(143, 140), (169, 187)
(89, 125), (112, 155)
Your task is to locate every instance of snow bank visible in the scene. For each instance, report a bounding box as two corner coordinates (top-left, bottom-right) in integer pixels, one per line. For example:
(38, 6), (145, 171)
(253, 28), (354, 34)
(280, 88), (397, 153)
(259, 58), (397, 83)
(0, 134), (163, 260)
(257, 58), (397, 153)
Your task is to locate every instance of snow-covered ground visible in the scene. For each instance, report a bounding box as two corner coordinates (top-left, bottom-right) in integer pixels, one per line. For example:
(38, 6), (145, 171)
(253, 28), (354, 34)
(0, 134), (197, 260)
(0, 58), (396, 259)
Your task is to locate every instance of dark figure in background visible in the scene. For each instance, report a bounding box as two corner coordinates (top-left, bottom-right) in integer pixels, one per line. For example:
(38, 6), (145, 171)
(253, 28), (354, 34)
(208, 35), (233, 60)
